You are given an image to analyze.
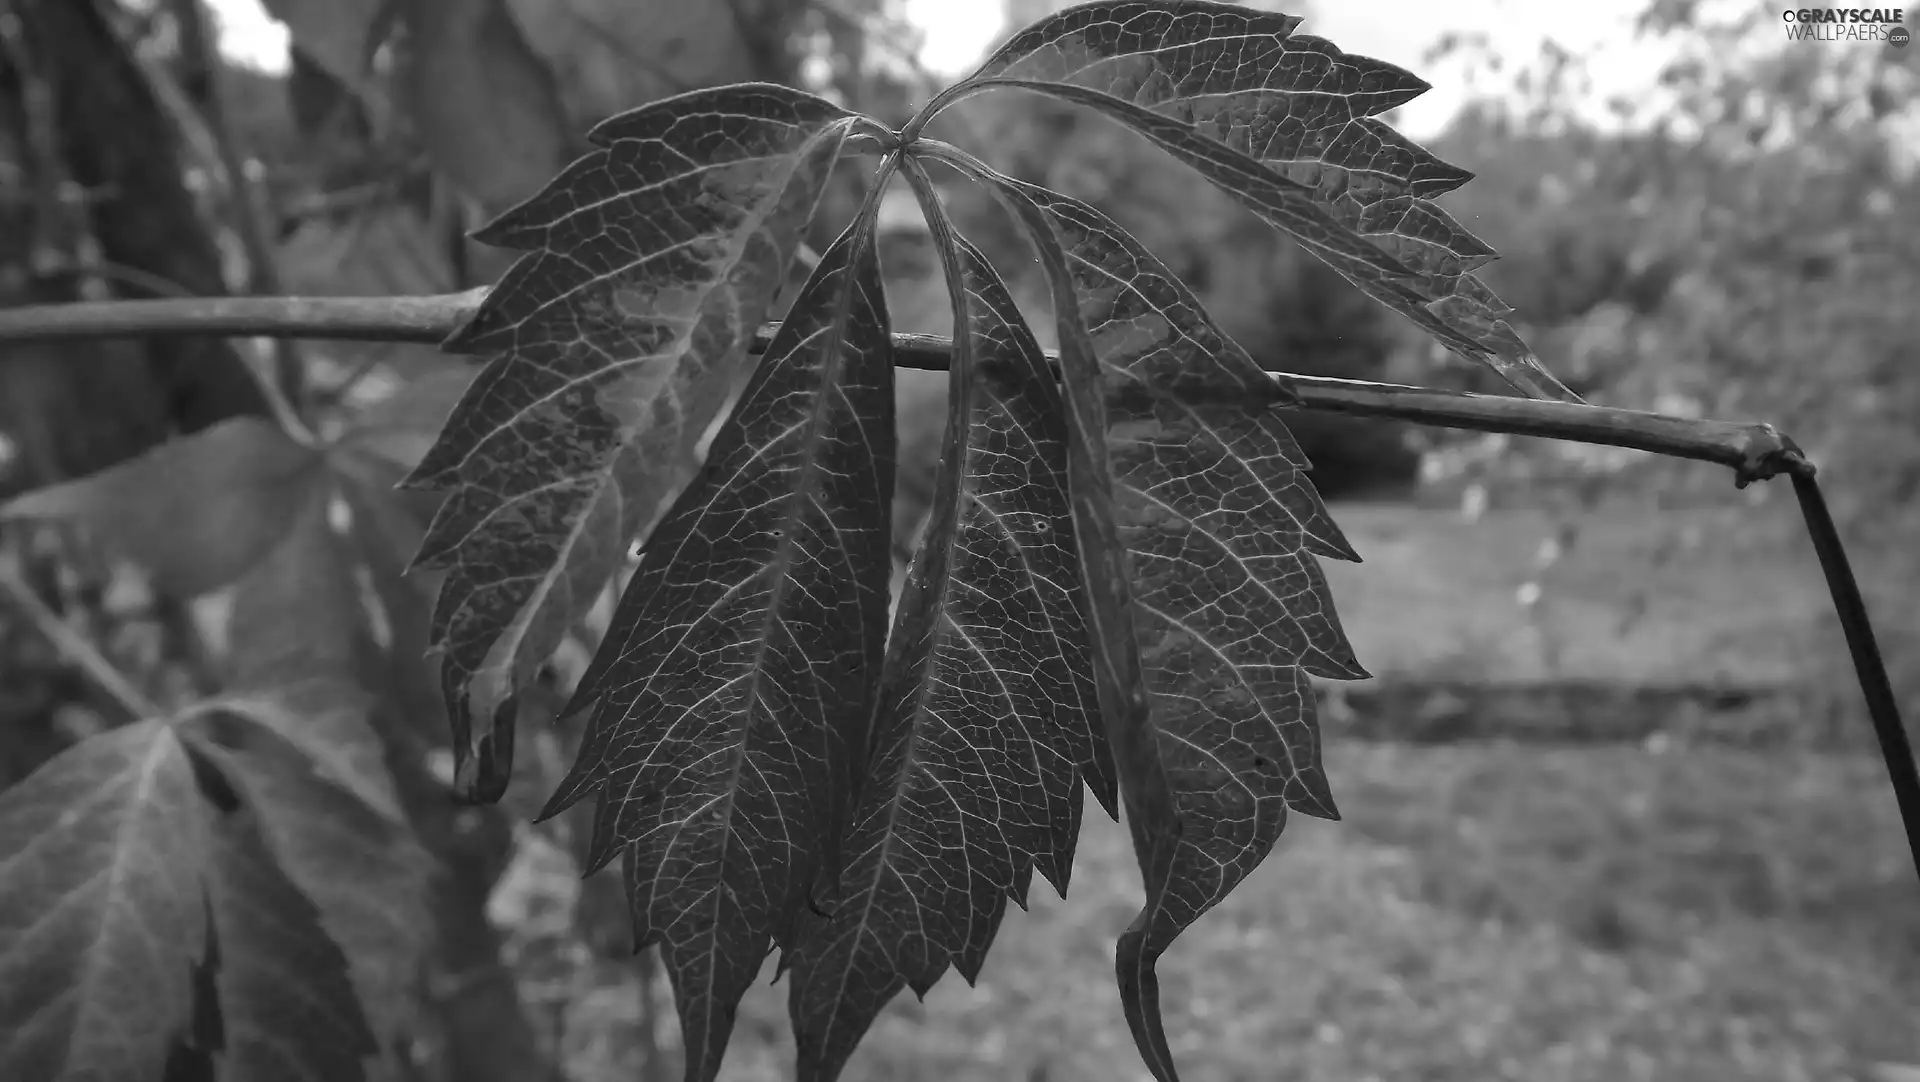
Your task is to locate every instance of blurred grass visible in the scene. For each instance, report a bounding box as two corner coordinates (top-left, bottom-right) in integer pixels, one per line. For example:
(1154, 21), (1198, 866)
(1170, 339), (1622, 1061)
(1318, 497), (1918, 692)
(525, 740), (1916, 1082)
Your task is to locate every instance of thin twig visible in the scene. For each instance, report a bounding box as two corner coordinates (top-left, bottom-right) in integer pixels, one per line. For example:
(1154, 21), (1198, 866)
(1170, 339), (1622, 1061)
(0, 291), (1811, 483)
(71, 259), (195, 300)
(0, 552), (162, 720)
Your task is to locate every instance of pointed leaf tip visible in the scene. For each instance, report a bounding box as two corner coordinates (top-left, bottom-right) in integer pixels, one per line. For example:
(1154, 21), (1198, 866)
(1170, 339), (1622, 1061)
(1117, 925), (1181, 1082)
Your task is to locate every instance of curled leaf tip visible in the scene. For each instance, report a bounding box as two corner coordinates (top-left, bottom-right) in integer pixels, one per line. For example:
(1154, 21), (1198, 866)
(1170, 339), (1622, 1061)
(451, 706), (515, 805)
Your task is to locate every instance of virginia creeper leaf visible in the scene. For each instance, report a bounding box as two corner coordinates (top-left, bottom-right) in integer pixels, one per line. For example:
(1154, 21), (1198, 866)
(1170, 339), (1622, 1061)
(401, 84), (860, 802)
(959, 154), (1366, 1082)
(787, 210), (1112, 1081)
(0, 417), (322, 598)
(0, 720), (209, 1082)
(536, 216), (896, 1082)
(943, 0), (1580, 403)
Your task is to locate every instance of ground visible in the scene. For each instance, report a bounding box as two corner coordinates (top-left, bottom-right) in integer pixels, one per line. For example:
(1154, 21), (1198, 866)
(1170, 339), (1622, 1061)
(496, 498), (1920, 1082)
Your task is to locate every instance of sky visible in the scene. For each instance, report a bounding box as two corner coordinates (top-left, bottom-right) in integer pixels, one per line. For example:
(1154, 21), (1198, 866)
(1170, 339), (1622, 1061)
(206, 0), (1688, 137)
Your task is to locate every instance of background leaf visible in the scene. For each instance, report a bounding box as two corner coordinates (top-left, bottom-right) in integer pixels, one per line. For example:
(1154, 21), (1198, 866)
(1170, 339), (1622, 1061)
(948, 0), (1579, 403)
(507, 0), (787, 119)
(182, 718), (429, 1080)
(402, 0), (574, 215)
(335, 366), (481, 474)
(788, 213), (1110, 1081)
(537, 218), (896, 1082)
(195, 787), (378, 1082)
(199, 681), (406, 827)
(222, 476), (370, 686)
(259, 0), (395, 115)
(0, 720), (209, 1082)
(401, 84), (858, 803)
(0, 418), (322, 598)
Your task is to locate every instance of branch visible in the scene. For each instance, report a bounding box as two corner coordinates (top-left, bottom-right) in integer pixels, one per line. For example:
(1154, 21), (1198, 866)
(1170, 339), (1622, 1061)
(151, 0), (313, 428)
(0, 291), (1909, 879)
(0, 291), (1810, 484)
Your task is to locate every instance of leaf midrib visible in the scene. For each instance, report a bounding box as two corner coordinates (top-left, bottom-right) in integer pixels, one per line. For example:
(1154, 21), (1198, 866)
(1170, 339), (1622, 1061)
(691, 232), (878, 1053)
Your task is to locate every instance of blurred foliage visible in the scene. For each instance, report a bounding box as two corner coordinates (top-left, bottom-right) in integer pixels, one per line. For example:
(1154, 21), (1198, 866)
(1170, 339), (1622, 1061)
(1412, 2), (1920, 536)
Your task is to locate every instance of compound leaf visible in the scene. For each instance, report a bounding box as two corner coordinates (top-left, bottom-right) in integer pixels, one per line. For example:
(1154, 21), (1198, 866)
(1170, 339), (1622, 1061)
(0, 417), (322, 598)
(402, 84), (860, 802)
(787, 201), (1109, 1081)
(0, 720), (210, 1082)
(945, 0), (1579, 402)
(963, 156), (1366, 1082)
(537, 215), (896, 1082)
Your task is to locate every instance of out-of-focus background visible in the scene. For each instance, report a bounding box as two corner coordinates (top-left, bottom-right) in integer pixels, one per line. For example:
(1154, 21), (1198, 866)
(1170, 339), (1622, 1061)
(0, 0), (1915, 1079)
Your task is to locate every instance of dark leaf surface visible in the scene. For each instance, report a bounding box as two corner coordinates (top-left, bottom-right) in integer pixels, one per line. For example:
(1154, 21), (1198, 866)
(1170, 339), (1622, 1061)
(537, 219), (896, 1082)
(964, 155), (1367, 1081)
(402, 84), (860, 802)
(949, 0), (1579, 402)
(0, 417), (322, 597)
(0, 720), (208, 1082)
(787, 213), (1110, 1080)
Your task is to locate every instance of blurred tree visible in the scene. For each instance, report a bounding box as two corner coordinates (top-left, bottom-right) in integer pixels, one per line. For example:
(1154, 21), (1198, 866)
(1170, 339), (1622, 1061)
(0, 0), (267, 498)
(1407, 1), (1919, 526)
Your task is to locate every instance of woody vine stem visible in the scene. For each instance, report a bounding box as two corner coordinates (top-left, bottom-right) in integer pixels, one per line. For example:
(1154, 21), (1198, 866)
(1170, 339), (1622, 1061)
(0, 291), (1913, 882)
